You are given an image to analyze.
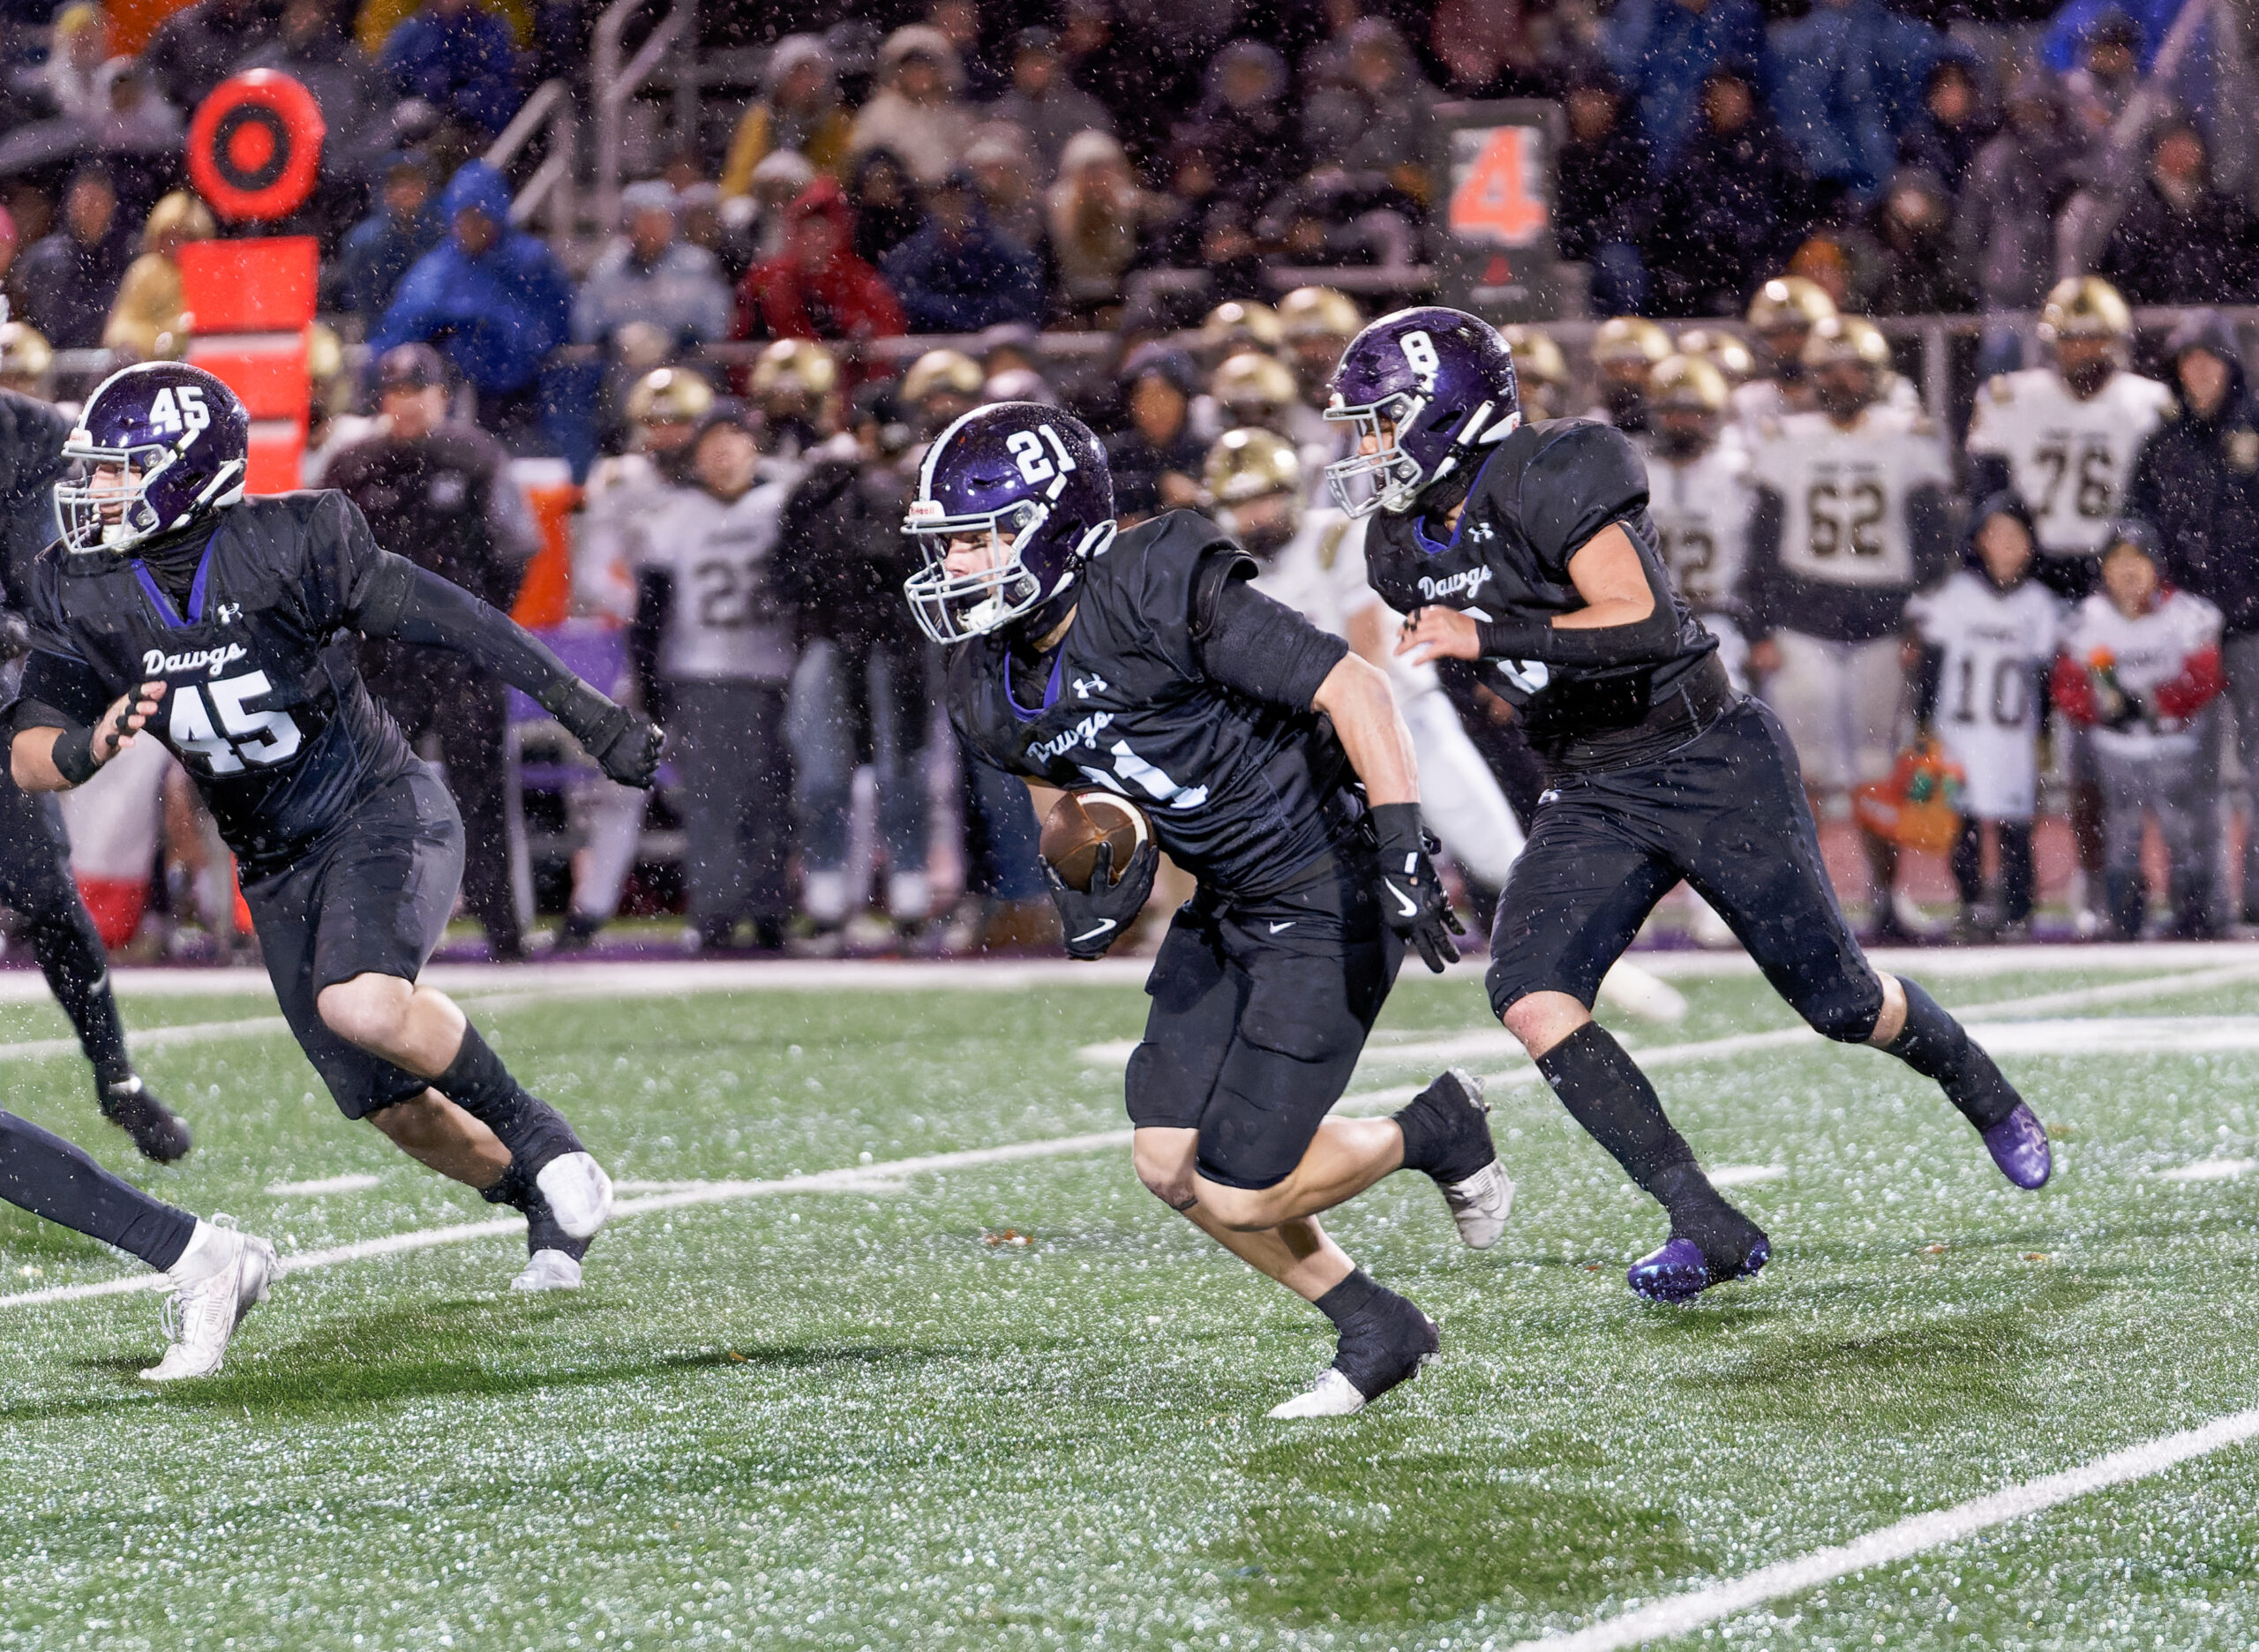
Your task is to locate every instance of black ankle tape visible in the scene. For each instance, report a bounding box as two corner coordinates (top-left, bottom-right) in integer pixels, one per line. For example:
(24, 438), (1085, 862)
(439, 1025), (584, 1171)
(1535, 1022), (1696, 1191)
(1885, 978), (2020, 1129)
(1316, 1268), (1380, 1328)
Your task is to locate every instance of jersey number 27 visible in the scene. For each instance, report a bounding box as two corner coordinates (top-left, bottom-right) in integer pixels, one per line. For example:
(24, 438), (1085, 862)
(169, 672), (302, 774)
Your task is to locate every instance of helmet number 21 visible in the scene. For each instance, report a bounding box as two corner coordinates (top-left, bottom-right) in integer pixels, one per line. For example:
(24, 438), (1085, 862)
(168, 671), (302, 774)
(1006, 426), (1078, 493)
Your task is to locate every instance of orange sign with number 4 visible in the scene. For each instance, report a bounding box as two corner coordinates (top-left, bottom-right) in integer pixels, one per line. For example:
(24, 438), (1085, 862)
(1451, 126), (1548, 246)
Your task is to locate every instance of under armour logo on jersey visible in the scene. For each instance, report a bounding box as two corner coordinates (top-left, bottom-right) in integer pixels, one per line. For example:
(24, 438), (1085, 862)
(1073, 673), (1109, 698)
(214, 602), (242, 625)
(1467, 518), (1497, 542)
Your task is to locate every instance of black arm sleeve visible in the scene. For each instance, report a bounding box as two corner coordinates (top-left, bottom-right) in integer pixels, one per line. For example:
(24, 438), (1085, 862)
(10, 648), (112, 735)
(1907, 484), (1957, 590)
(1193, 568), (1351, 710)
(1967, 453), (2014, 505)
(1472, 530), (1681, 667)
(353, 551), (587, 716)
(1740, 486), (1788, 640)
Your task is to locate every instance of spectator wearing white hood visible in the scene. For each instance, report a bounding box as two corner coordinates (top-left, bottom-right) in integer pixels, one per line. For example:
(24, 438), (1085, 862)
(849, 26), (977, 185)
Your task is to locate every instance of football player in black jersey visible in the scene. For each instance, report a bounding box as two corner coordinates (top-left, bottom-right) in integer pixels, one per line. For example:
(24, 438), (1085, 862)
(1328, 307), (2053, 1303)
(8, 364), (663, 1295)
(910, 402), (1512, 1418)
(0, 364), (192, 1160)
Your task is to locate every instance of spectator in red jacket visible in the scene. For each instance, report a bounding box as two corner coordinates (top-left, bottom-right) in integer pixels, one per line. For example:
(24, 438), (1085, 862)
(736, 178), (906, 352)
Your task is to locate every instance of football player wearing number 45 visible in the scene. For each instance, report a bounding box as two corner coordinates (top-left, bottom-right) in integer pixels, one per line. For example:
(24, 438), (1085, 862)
(912, 402), (1516, 1420)
(7, 364), (664, 1295)
(1334, 306), (2053, 1305)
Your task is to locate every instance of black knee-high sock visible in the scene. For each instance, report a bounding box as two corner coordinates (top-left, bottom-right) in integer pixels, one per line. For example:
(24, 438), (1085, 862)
(1999, 821), (2035, 925)
(435, 1025), (582, 1185)
(28, 910), (131, 1091)
(1950, 819), (1984, 909)
(1536, 1025), (1757, 1256)
(1882, 978), (2021, 1129)
(0, 1109), (193, 1269)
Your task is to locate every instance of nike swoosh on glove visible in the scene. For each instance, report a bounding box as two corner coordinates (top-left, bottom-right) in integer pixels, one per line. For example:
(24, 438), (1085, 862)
(1043, 840), (1159, 961)
(1369, 801), (1464, 973)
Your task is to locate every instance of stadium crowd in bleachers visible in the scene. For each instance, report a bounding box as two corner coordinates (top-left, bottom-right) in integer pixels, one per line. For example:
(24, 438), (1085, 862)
(2, 0), (2258, 961)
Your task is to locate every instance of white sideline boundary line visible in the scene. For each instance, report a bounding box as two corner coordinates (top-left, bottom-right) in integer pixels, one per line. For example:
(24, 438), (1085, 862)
(1506, 1402), (2259, 1651)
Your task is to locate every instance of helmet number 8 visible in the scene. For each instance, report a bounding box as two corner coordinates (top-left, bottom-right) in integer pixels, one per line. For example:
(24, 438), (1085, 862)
(1400, 330), (1439, 377)
(1007, 426), (1078, 491)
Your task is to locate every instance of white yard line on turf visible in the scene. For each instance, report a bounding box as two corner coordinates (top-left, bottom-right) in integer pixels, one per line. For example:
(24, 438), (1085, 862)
(2158, 1157), (2256, 1183)
(1505, 1402), (2259, 1652)
(0, 1131), (1135, 1310)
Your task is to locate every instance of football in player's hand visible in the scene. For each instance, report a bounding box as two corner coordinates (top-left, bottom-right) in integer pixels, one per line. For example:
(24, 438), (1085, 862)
(1040, 790), (1152, 892)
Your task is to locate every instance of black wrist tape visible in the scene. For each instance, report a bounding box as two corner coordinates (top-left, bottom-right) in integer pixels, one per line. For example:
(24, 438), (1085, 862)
(50, 725), (98, 785)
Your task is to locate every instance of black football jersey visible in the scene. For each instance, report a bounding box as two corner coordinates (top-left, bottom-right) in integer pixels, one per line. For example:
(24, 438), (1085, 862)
(948, 511), (1360, 902)
(14, 492), (418, 876)
(1363, 418), (1718, 770)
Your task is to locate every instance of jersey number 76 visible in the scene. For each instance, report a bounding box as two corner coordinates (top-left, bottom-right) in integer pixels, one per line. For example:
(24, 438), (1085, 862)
(169, 672), (303, 774)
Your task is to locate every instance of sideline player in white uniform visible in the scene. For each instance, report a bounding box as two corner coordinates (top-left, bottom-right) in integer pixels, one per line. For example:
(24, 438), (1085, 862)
(1965, 278), (2172, 601)
(1640, 355), (1754, 689)
(1907, 496), (2061, 938)
(1745, 315), (1955, 940)
(1205, 428), (1685, 1020)
(1585, 317), (1670, 435)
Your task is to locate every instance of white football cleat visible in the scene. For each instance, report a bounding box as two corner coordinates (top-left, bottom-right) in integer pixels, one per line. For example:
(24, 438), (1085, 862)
(1267, 1367), (1367, 1419)
(511, 1249), (583, 1292)
(141, 1219), (274, 1381)
(537, 1152), (613, 1240)
(1441, 1158), (1516, 1250)
(1597, 959), (1688, 1023)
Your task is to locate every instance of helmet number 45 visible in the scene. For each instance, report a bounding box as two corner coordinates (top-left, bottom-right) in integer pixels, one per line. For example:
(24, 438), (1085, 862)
(148, 385), (210, 438)
(169, 671), (301, 774)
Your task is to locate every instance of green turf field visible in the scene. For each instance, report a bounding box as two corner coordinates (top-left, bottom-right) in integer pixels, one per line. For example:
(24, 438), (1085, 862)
(4, 954), (2259, 1651)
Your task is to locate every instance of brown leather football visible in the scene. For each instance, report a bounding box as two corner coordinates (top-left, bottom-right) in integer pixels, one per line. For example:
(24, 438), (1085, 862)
(1039, 789), (1152, 891)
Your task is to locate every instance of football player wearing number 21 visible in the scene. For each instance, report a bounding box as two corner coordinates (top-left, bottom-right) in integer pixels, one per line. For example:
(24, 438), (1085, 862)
(1341, 308), (2055, 1303)
(911, 401), (1516, 1418)
(8, 364), (664, 1306)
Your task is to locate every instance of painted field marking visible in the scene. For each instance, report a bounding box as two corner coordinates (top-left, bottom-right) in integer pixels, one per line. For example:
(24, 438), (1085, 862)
(2158, 1157), (2256, 1183)
(264, 1174), (381, 1197)
(1504, 1401), (2259, 1652)
(1707, 1165), (1786, 1189)
(0, 1132), (1133, 1310)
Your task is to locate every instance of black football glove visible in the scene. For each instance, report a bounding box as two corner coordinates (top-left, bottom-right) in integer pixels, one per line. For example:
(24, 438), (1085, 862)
(1369, 801), (1464, 973)
(559, 685), (665, 788)
(1043, 839), (1159, 961)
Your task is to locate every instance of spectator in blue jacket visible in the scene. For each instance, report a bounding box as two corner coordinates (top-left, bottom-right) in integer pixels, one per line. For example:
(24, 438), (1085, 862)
(335, 154), (442, 327)
(881, 170), (1044, 334)
(1602, 0), (1768, 167)
(382, 0), (524, 140)
(371, 160), (574, 451)
(1769, 0), (1946, 205)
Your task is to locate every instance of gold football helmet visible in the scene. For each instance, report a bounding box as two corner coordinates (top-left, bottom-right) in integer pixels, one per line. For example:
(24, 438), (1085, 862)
(1800, 314), (1892, 372)
(1204, 425), (1302, 505)
(751, 338), (839, 402)
(1277, 286), (1362, 342)
(1199, 299), (1284, 358)
(2038, 276), (2134, 343)
(1747, 276), (1838, 335)
(901, 348), (985, 407)
(1592, 316), (1673, 368)
(1675, 327), (1756, 386)
(1211, 350), (1299, 428)
(625, 366), (717, 428)
(1651, 353), (1730, 413)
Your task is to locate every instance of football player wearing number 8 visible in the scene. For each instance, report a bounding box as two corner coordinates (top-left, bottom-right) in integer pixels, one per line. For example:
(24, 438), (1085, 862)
(8, 364), (664, 1295)
(1334, 305), (2051, 1306)
(1742, 314), (1957, 943)
(913, 401), (1515, 1420)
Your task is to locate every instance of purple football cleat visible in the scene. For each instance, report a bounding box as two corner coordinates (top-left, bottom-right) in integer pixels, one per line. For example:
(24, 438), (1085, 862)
(1627, 1234), (1771, 1303)
(1981, 1102), (2052, 1189)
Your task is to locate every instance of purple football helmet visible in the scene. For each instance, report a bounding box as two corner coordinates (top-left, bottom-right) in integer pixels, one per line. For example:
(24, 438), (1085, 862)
(903, 402), (1117, 643)
(56, 362), (250, 557)
(1324, 305), (1521, 517)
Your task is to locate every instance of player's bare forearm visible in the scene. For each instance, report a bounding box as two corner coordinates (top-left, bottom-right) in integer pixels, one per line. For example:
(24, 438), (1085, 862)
(1313, 653), (1417, 807)
(1557, 525), (1658, 628)
(12, 680), (168, 791)
(11, 727), (67, 791)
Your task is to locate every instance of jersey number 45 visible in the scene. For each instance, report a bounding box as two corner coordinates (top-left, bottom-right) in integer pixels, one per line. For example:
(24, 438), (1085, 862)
(169, 672), (303, 774)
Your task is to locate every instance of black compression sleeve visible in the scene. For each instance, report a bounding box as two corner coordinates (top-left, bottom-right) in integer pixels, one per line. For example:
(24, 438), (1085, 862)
(1195, 576), (1350, 710)
(355, 552), (585, 715)
(1472, 543), (1679, 666)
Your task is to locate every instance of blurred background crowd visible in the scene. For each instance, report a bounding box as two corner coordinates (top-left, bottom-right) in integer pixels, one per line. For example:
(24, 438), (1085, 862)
(4, 0), (2259, 963)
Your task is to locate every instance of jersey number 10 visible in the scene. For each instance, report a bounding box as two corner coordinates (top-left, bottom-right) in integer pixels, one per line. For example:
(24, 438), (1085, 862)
(169, 671), (303, 774)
